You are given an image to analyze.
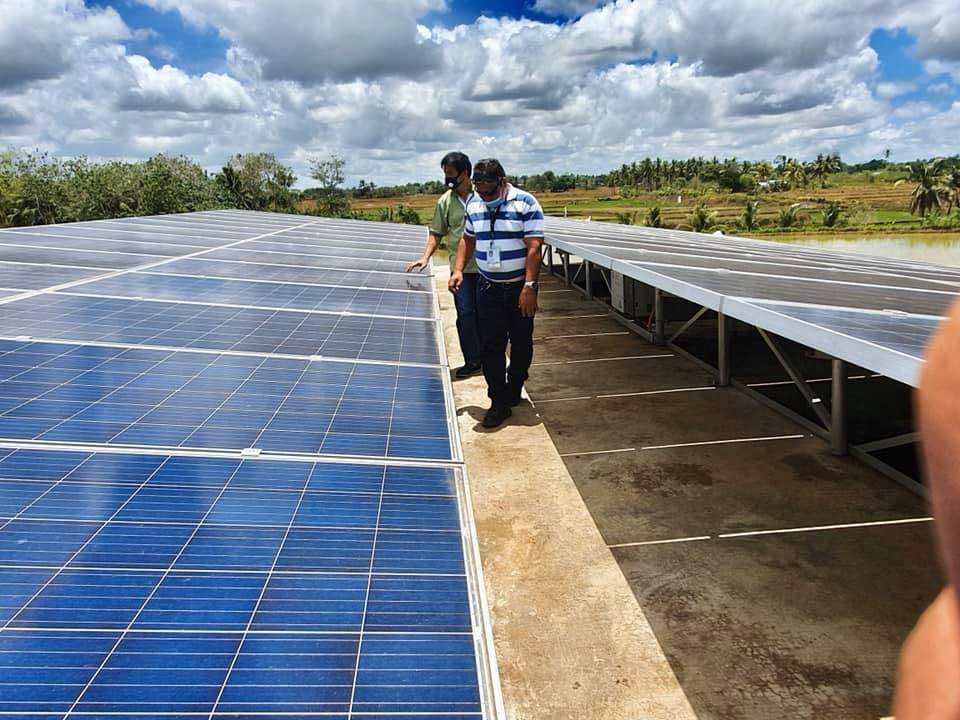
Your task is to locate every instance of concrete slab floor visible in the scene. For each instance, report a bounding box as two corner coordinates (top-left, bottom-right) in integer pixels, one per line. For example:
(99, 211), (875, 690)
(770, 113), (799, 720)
(528, 273), (942, 719)
(441, 262), (943, 719)
(436, 269), (697, 720)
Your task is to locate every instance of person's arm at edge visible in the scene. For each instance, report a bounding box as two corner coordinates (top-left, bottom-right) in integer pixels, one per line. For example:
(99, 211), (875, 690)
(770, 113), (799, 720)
(893, 296), (960, 719)
(448, 232), (475, 292)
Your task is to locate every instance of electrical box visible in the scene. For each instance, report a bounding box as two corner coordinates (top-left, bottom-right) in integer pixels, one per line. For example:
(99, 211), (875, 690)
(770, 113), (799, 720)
(610, 271), (655, 319)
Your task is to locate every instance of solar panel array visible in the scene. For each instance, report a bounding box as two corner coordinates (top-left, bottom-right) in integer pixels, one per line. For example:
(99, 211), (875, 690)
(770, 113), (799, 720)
(0, 210), (498, 718)
(545, 217), (959, 385)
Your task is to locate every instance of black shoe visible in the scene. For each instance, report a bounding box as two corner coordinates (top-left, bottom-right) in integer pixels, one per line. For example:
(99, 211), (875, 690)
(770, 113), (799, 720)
(454, 362), (482, 379)
(481, 405), (512, 428)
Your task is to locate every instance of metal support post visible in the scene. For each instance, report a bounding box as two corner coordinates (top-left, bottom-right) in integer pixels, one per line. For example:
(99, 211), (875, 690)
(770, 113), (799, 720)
(654, 289), (666, 345)
(718, 312), (731, 386)
(561, 251), (571, 287)
(546, 245), (554, 276)
(831, 358), (847, 455)
(757, 329), (831, 429)
(584, 260), (593, 299)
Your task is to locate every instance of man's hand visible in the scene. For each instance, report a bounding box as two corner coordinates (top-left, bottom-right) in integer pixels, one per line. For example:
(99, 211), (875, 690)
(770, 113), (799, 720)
(893, 586), (960, 720)
(406, 257), (429, 273)
(448, 271), (463, 293)
(519, 286), (538, 317)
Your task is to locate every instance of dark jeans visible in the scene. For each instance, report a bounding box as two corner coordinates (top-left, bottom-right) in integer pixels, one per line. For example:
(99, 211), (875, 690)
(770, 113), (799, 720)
(453, 272), (481, 366)
(476, 277), (534, 407)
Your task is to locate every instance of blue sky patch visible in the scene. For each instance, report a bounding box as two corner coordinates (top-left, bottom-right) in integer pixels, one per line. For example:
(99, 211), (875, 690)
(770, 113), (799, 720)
(89, 0), (230, 73)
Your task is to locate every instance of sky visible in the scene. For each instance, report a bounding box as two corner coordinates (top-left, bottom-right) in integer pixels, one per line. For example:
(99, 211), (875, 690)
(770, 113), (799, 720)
(1, 0), (958, 187)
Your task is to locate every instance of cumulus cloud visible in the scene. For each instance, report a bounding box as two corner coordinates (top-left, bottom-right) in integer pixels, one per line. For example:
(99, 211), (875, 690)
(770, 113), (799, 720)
(1, 0), (958, 186)
(0, 0), (127, 88)
(119, 56), (254, 113)
(135, 0), (446, 83)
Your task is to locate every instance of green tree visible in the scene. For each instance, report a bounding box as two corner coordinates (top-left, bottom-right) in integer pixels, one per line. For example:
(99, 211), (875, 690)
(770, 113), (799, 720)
(808, 153), (842, 188)
(309, 154), (350, 216)
(216, 153), (296, 212)
(614, 210), (639, 225)
(943, 169), (960, 214)
(897, 159), (946, 217)
(688, 204), (718, 232)
(645, 206), (662, 228)
(821, 201), (843, 227)
(740, 200), (760, 230)
(778, 203), (804, 228)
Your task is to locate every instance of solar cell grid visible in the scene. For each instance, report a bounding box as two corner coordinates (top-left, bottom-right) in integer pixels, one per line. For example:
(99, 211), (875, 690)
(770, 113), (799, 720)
(0, 211), (496, 719)
(0, 450), (481, 717)
(0, 293), (441, 363)
(151, 257), (435, 291)
(67, 272), (438, 317)
(209, 246), (417, 273)
(0, 340), (453, 459)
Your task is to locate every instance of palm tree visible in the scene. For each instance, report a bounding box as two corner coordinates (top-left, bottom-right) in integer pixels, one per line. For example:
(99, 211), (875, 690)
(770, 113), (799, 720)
(778, 203), (804, 228)
(645, 206), (662, 228)
(688, 204), (719, 232)
(781, 158), (807, 189)
(897, 159), (947, 217)
(944, 169), (960, 214)
(821, 201), (843, 227)
(740, 200), (760, 230)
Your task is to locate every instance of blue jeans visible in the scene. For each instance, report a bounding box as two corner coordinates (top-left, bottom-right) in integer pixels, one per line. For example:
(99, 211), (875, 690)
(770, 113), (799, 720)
(453, 272), (481, 366)
(476, 278), (534, 406)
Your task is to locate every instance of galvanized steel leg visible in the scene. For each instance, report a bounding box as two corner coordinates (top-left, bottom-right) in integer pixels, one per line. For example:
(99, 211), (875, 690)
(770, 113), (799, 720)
(718, 312), (731, 386)
(831, 358), (848, 455)
(654, 289), (666, 346)
(546, 245), (554, 276)
(584, 260), (593, 299)
(561, 251), (570, 287)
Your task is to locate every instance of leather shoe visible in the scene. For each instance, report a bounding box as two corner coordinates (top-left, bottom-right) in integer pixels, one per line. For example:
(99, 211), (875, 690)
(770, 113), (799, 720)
(481, 405), (512, 428)
(454, 362), (482, 379)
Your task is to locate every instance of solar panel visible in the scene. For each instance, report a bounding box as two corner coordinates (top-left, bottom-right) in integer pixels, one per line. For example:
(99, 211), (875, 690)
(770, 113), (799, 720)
(65, 272), (438, 317)
(0, 210), (498, 718)
(545, 217), (958, 386)
(0, 294), (441, 363)
(150, 257), (435, 291)
(0, 449), (482, 717)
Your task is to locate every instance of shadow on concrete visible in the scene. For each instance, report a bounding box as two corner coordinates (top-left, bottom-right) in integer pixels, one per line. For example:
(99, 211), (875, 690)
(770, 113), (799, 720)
(457, 401), (544, 432)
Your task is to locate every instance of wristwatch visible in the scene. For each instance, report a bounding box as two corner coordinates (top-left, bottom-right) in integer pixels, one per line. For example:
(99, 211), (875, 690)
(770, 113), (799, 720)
(523, 280), (539, 291)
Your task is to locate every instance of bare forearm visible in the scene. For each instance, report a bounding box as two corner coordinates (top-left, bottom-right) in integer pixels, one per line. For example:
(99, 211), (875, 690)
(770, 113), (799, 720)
(524, 238), (543, 282)
(420, 234), (440, 260)
(454, 235), (475, 273)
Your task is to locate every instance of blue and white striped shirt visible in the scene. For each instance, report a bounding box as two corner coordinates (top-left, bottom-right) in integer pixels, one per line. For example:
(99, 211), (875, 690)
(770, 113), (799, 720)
(463, 185), (545, 282)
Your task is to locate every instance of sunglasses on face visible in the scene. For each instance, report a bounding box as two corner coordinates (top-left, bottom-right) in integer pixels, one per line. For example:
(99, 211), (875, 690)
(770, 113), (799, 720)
(472, 176), (501, 188)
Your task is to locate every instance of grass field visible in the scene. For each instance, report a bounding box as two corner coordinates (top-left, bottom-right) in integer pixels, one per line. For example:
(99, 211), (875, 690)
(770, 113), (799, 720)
(313, 174), (960, 238)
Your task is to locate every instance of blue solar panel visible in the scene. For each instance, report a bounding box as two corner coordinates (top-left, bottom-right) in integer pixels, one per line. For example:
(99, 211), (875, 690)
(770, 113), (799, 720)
(0, 449), (480, 717)
(0, 341), (452, 460)
(151, 257), (435, 292)
(71, 271), (438, 317)
(0, 211), (495, 719)
(209, 247), (416, 274)
(0, 294), (441, 364)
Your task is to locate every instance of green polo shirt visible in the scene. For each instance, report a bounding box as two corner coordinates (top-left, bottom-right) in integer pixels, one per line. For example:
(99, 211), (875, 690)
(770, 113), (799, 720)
(429, 189), (478, 273)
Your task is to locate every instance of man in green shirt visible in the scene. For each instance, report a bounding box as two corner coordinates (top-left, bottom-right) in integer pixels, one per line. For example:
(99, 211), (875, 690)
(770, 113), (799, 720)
(407, 151), (481, 378)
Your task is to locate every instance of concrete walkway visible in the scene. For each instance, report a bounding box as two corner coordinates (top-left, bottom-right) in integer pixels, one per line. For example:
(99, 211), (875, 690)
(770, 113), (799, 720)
(436, 268), (697, 720)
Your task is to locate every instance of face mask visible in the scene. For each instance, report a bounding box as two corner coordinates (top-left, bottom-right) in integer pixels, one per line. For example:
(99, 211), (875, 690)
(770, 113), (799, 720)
(444, 174), (462, 190)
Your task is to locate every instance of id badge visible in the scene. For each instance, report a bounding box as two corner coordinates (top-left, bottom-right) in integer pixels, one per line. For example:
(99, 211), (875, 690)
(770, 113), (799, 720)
(487, 242), (502, 268)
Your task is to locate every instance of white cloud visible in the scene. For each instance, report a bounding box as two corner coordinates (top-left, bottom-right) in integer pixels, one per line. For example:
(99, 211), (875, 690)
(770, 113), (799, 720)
(1, 0), (959, 187)
(119, 56), (254, 113)
(0, 0), (127, 88)
(875, 81), (915, 100)
(135, 0), (447, 83)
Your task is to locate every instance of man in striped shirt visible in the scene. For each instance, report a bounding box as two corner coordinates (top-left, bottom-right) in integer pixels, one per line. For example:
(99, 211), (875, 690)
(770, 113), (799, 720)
(448, 158), (545, 428)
